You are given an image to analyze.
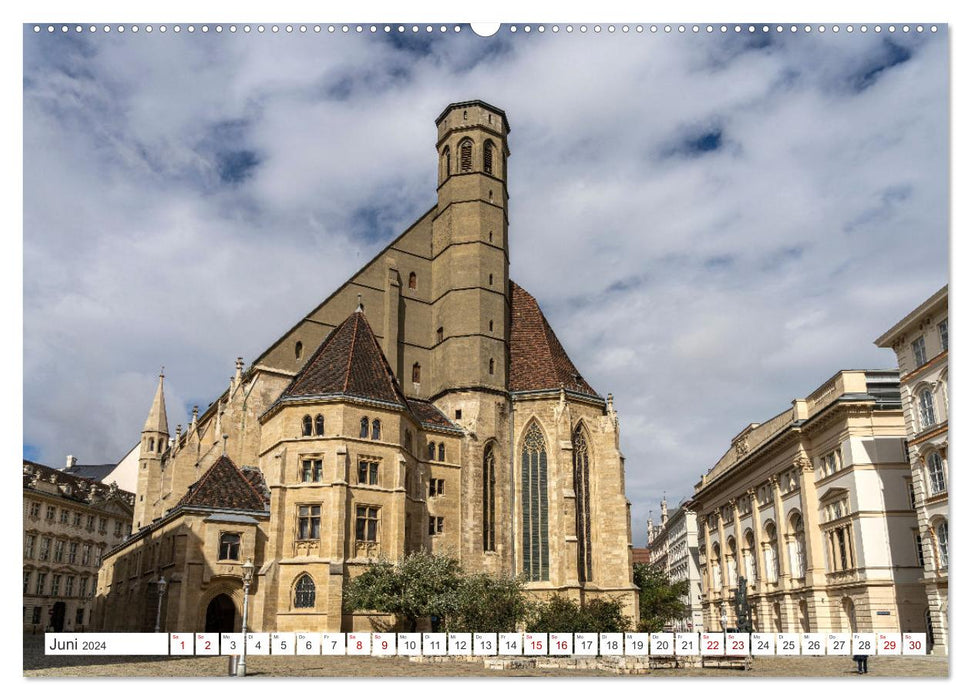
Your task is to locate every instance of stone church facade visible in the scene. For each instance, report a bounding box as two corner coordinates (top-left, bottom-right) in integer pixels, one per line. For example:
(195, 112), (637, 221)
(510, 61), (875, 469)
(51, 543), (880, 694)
(94, 101), (637, 633)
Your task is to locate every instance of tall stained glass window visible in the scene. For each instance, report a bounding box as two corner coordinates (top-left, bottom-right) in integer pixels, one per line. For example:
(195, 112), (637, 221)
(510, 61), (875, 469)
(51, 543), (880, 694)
(521, 423), (549, 581)
(573, 426), (593, 582)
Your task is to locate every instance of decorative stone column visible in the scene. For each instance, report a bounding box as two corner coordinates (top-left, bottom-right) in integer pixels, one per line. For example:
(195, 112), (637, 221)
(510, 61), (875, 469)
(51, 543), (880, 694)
(795, 453), (830, 631)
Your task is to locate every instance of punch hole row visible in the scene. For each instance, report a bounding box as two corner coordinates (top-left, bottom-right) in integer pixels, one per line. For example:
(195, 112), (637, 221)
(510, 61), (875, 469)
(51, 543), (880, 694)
(32, 24), (940, 35)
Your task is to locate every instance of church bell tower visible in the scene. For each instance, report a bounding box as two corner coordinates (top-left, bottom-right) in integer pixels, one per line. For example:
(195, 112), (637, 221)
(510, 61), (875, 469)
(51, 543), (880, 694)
(428, 100), (511, 399)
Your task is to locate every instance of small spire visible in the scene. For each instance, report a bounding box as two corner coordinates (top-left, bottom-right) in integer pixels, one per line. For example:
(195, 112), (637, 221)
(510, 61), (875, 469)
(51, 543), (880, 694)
(142, 371), (170, 436)
(235, 356), (244, 386)
(356, 293), (364, 313)
(191, 405), (199, 430)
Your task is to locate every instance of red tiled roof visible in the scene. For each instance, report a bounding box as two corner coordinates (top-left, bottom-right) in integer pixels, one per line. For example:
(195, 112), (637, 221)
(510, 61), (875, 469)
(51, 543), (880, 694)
(406, 398), (460, 432)
(176, 455), (268, 511)
(509, 281), (599, 397)
(279, 311), (408, 407)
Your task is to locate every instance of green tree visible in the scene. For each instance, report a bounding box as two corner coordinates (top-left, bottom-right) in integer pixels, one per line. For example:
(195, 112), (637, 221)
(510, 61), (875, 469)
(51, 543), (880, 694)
(527, 595), (632, 633)
(632, 562), (689, 632)
(445, 572), (529, 633)
(343, 551), (462, 632)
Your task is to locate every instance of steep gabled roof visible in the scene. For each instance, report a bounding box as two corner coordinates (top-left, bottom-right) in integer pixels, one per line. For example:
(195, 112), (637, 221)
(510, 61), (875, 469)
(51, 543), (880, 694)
(176, 455), (268, 511)
(278, 311), (408, 407)
(509, 281), (599, 398)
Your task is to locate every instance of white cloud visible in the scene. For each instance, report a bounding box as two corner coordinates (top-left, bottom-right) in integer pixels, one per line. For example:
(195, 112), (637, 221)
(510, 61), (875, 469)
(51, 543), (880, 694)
(23, 26), (947, 545)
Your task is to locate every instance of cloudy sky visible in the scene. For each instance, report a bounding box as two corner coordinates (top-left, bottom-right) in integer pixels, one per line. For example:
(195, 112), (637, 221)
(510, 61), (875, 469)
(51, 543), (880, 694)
(23, 24), (947, 545)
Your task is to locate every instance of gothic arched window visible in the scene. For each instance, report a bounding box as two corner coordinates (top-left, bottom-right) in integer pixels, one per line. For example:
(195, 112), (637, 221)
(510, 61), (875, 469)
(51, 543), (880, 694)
(572, 425), (592, 582)
(484, 139), (495, 175)
(302, 415), (313, 437)
(483, 444), (496, 552)
(408, 272), (417, 290)
(360, 417), (369, 439)
(371, 419), (381, 441)
(295, 341), (303, 360)
(428, 442), (436, 460)
(294, 574), (316, 609)
(438, 443), (445, 462)
(148, 438), (155, 452)
(441, 146), (450, 180)
(459, 139), (473, 173)
(314, 414), (324, 436)
(918, 388), (936, 429)
(521, 423), (549, 581)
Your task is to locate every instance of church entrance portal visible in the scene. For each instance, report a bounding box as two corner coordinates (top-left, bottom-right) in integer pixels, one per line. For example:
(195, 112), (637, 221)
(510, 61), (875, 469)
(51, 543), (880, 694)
(205, 594), (236, 633)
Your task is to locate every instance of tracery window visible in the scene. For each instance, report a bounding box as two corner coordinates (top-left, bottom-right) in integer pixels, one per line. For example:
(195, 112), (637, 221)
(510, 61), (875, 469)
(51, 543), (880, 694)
(294, 574), (316, 609)
(483, 445), (497, 552)
(572, 425), (593, 582)
(484, 139), (495, 175)
(459, 138), (473, 173)
(521, 423), (549, 581)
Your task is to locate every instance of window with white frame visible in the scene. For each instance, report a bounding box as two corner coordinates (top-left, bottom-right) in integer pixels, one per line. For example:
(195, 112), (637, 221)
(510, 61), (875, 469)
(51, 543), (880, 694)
(936, 521), (948, 568)
(918, 389), (936, 429)
(913, 336), (927, 366)
(926, 452), (947, 496)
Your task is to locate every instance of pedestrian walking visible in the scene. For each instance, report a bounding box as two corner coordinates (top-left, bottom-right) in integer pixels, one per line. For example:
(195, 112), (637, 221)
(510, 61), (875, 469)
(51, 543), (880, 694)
(853, 653), (869, 674)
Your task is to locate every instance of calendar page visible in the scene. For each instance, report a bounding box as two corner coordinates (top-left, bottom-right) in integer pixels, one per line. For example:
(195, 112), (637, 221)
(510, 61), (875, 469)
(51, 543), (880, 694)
(20, 0), (950, 685)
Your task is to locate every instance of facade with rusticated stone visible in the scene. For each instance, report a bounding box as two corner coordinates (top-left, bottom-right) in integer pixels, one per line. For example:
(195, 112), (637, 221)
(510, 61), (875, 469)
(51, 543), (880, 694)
(93, 101), (637, 633)
(690, 370), (927, 635)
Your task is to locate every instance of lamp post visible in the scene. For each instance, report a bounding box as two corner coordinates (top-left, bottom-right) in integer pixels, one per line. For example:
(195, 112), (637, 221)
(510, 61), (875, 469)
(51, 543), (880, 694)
(154, 576), (168, 633)
(236, 559), (255, 677)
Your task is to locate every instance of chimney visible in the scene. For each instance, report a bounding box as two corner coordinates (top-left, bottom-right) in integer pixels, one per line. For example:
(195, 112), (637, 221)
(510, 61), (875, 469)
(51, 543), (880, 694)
(65, 455), (77, 470)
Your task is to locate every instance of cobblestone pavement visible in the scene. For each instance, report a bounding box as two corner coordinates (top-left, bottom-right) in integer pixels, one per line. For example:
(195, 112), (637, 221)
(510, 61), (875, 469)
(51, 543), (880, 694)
(23, 635), (948, 678)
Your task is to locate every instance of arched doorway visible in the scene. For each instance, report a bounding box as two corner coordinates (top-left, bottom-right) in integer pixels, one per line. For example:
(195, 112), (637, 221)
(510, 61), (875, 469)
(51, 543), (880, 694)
(205, 594), (236, 633)
(841, 597), (857, 633)
(51, 602), (66, 632)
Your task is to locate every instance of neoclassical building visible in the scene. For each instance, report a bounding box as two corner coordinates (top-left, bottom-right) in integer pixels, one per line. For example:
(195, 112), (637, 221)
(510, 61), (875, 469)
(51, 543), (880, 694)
(94, 101), (637, 633)
(645, 499), (704, 631)
(875, 285), (948, 653)
(23, 460), (134, 633)
(690, 370), (926, 634)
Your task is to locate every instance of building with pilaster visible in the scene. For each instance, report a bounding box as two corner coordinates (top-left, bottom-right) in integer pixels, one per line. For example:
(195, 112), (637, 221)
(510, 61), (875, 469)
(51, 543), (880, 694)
(875, 285), (948, 653)
(93, 101), (637, 633)
(23, 460), (134, 633)
(645, 498), (704, 631)
(690, 370), (926, 634)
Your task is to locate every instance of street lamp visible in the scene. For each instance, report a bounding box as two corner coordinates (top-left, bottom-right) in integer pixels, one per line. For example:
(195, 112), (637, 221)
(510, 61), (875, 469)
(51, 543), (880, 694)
(236, 559), (255, 677)
(154, 576), (168, 633)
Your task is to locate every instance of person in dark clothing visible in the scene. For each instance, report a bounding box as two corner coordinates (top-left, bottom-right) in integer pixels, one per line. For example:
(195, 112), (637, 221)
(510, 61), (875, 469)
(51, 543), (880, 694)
(853, 654), (869, 674)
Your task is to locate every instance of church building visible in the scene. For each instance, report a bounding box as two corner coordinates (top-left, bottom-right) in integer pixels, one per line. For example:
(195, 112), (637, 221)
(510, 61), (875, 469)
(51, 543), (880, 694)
(94, 101), (637, 633)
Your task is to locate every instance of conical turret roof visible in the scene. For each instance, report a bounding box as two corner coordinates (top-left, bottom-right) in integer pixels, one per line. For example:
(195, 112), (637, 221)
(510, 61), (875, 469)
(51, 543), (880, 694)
(142, 372), (169, 435)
